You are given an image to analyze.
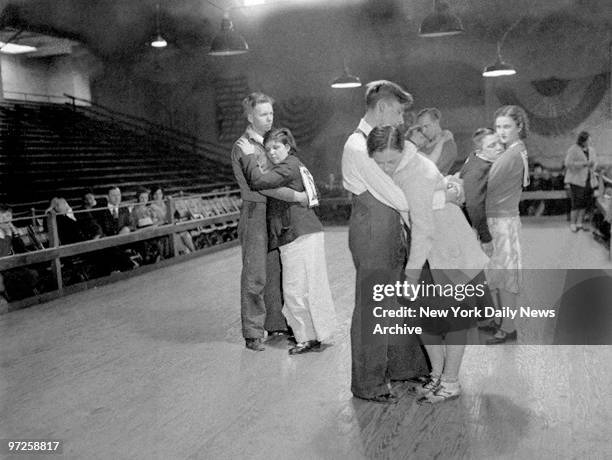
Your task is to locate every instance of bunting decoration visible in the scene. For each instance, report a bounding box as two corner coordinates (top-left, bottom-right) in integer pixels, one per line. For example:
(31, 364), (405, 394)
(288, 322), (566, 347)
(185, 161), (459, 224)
(494, 73), (610, 136)
(214, 75), (250, 143)
(274, 96), (333, 146)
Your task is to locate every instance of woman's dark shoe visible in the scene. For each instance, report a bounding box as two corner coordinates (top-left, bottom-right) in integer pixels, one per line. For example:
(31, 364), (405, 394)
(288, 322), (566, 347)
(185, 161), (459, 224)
(477, 320), (500, 333)
(486, 329), (518, 345)
(245, 338), (265, 351)
(288, 340), (321, 355)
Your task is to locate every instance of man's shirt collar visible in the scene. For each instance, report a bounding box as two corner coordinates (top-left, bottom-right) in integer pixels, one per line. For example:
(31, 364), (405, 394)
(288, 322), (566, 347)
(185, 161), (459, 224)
(357, 119), (374, 137)
(245, 126), (264, 146)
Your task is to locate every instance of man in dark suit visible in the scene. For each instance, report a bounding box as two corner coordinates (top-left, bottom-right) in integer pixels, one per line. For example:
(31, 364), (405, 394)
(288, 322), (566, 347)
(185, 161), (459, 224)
(98, 186), (134, 236)
(95, 186), (137, 272)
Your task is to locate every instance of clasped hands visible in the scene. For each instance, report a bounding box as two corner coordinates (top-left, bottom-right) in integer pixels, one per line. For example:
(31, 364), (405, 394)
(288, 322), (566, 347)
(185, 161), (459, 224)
(445, 174), (465, 206)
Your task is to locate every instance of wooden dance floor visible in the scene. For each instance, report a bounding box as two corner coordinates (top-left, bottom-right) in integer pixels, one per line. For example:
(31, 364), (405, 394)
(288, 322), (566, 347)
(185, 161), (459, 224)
(1, 217), (611, 459)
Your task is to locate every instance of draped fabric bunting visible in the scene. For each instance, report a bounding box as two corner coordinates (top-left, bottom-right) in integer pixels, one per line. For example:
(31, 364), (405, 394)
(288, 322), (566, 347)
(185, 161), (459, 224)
(214, 77), (332, 147)
(214, 75), (249, 143)
(274, 96), (333, 147)
(494, 73), (610, 136)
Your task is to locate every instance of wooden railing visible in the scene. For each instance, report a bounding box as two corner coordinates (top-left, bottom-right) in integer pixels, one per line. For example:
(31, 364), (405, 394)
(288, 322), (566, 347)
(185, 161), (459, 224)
(0, 190), (241, 313)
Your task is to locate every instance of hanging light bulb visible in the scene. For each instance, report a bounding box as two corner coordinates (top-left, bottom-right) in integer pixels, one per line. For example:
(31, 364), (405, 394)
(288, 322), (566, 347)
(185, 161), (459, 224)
(482, 19), (523, 77)
(150, 3), (168, 48)
(209, 12), (248, 56)
(482, 54), (516, 77)
(151, 34), (167, 48)
(419, 0), (464, 38)
(331, 60), (362, 89)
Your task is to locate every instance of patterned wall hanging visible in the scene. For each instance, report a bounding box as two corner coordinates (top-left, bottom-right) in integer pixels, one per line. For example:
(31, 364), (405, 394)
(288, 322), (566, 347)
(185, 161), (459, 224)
(274, 96), (334, 147)
(214, 75), (250, 143)
(494, 72), (610, 136)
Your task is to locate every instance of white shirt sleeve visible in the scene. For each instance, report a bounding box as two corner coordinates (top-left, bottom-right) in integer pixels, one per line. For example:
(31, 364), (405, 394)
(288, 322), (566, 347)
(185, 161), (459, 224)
(342, 135), (409, 212)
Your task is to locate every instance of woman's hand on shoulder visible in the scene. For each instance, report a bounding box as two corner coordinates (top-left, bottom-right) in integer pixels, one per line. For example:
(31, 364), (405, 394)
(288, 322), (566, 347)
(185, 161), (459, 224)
(237, 138), (256, 155)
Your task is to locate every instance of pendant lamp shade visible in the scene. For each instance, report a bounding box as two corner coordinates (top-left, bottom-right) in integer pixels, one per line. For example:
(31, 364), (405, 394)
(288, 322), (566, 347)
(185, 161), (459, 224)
(209, 15), (249, 56)
(150, 3), (168, 48)
(419, 1), (464, 37)
(482, 56), (516, 77)
(151, 34), (167, 48)
(482, 18), (524, 77)
(331, 69), (362, 89)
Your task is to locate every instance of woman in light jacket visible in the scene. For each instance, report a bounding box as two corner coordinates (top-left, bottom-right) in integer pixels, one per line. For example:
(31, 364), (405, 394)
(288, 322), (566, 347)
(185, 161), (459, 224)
(564, 131), (598, 232)
(367, 125), (491, 404)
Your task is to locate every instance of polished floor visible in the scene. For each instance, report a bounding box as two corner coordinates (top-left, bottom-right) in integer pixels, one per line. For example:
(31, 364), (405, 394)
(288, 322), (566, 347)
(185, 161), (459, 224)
(1, 217), (611, 460)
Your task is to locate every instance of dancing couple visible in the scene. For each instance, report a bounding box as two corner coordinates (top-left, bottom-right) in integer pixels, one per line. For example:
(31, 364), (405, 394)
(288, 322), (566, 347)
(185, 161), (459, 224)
(342, 79), (529, 404)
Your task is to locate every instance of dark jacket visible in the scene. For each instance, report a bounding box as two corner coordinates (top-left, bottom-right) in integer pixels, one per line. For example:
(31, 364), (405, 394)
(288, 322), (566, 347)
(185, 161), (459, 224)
(56, 215), (87, 245)
(244, 153), (322, 249)
(77, 209), (104, 240)
(97, 206), (134, 237)
(459, 152), (492, 243)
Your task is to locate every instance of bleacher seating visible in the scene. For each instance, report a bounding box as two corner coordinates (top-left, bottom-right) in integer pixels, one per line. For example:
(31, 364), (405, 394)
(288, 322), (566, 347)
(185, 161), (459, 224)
(0, 100), (235, 214)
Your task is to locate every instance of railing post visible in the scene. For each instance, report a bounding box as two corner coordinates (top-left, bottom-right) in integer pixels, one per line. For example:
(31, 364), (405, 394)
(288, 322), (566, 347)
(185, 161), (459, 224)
(167, 197), (179, 258)
(47, 211), (63, 293)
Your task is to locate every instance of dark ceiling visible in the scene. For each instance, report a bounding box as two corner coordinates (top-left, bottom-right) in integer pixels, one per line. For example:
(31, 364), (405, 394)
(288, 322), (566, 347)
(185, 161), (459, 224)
(0, 0), (610, 78)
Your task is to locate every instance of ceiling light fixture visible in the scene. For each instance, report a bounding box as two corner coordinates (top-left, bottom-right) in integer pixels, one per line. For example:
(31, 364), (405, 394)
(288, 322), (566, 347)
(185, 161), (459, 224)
(482, 18), (523, 77)
(331, 61), (362, 89)
(0, 30), (37, 54)
(419, 0), (464, 38)
(150, 3), (168, 48)
(209, 11), (249, 56)
(0, 41), (37, 54)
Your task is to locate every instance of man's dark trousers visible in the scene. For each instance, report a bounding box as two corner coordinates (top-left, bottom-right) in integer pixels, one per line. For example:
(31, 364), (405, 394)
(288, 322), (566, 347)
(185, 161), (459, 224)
(348, 191), (428, 399)
(238, 201), (286, 338)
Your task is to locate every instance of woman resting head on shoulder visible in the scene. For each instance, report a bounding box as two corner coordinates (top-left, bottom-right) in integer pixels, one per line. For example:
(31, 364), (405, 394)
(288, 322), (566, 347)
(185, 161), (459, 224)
(263, 127), (297, 165)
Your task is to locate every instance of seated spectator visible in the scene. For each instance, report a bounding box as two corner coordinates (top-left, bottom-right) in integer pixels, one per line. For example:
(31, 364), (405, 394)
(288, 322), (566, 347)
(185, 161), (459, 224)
(97, 186), (134, 236)
(95, 186), (139, 271)
(148, 185), (170, 223)
(47, 198), (98, 283)
(77, 190), (104, 240)
(529, 163), (553, 191)
(48, 197), (87, 245)
(131, 187), (158, 228)
(0, 204), (40, 301)
(148, 186), (195, 254)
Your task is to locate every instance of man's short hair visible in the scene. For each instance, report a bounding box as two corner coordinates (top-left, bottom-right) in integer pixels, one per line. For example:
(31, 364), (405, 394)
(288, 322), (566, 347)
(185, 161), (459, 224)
(242, 92), (274, 117)
(417, 107), (442, 122)
(0, 203), (12, 214)
(108, 186), (120, 194)
(472, 127), (494, 150)
(365, 80), (413, 109)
